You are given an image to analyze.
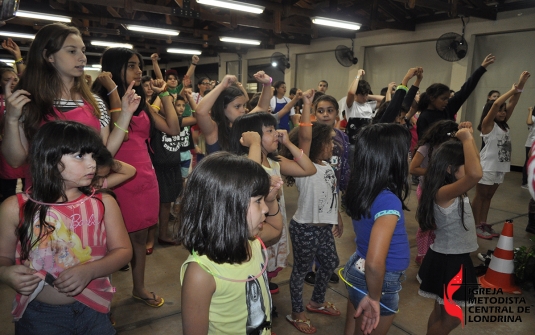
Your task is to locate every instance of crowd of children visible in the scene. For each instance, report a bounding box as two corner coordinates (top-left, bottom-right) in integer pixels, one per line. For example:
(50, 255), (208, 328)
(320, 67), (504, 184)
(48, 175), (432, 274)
(0, 21), (533, 335)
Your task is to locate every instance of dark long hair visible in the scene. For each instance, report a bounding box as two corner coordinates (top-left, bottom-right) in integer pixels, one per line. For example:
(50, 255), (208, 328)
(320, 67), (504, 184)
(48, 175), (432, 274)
(417, 120), (459, 160)
(229, 112), (280, 161)
(212, 85), (245, 151)
(417, 83), (450, 111)
(177, 152), (270, 264)
(279, 123), (333, 186)
(416, 140), (467, 231)
(18, 121), (107, 260)
(16, 23), (100, 142)
(477, 100), (509, 132)
(345, 123), (411, 219)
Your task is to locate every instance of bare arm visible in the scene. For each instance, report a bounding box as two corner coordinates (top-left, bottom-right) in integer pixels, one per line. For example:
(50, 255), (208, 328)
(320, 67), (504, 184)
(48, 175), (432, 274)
(1, 81), (31, 167)
(527, 107), (534, 126)
(298, 89), (314, 156)
(110, 81), (140, 148)
(250, 71), (272, 113)
(181, 262), (214, 335)
(480, 85), (518, 135)
(504, 71), (530, 122)
(103, 160), (136, 188)
(185, 55), (199, 80)
(2, 39), (26, 74)
(347, 69), (365, 109)
(151, 53), (163, 80)
(278, 129), (316, 177)
(409, 151), (426, 176)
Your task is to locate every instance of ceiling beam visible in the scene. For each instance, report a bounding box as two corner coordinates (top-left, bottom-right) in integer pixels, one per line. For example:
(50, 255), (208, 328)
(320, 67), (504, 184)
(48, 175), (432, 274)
(391, 0), (496, 20)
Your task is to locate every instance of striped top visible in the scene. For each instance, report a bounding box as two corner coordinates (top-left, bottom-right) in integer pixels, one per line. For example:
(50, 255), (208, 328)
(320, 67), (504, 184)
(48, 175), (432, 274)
(12, 192), (115, 320)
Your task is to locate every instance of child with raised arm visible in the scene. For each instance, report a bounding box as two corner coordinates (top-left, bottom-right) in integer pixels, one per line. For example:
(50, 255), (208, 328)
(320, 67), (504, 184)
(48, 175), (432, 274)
(0, 121), (132, 334)
(417, 127), (482, 335)
(179, 152), (283, 335)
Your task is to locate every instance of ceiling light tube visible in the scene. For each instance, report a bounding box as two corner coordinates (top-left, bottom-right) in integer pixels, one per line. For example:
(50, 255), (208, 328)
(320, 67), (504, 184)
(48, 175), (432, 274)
(16, 10), (71, 23)
(312, 17), (361, 31)
(92, 64), (102, 68)
(0, 58), (15, 64)
(91, 41), (133, 49)
(126, 25), (179, 36)
(219, 36), (261, 45)
(84, 67), (101, 71)
(197, 0), (264, 14)
(167, 48), (202, 55)
(0, 31), (35, 39)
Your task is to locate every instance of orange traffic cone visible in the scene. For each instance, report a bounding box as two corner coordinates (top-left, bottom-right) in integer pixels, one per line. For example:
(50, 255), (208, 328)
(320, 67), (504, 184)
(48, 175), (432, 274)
(479, 220), (521, 294)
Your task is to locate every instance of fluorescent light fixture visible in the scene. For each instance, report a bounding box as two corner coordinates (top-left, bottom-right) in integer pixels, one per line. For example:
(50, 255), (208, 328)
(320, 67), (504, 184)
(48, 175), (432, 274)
(16, 10), (71, 23)
(167, 48), (202, 55)
(92, 64), (102, 68)
(91, 41), (133, 49)
(219, 36), (261, 45)
(0, 58), (15, 64)
(126, 25), (179, 36)
(84, 67), (101, 71)
(312, 17), (361, 30)
(0, 31), (35, 39)
(197, 0), (264, 14)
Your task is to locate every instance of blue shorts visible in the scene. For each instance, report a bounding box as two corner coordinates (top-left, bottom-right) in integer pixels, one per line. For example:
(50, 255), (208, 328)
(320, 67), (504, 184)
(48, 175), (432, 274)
(343, 253), (405, 316)
(15, 300), (115, 335)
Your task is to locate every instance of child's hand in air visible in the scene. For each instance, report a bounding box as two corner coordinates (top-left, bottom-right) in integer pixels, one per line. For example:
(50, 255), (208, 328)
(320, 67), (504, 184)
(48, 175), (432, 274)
(150, 79), (167, 94)
(183, 75), (192, 88)
(220, 75), (237, 88)
(0, 264), (41, 296)
(518, 71), (531, 88)
(481, 54), (495, 68)
(54, 264), (94, 297)
(240, 131), (261, 148)
(458, 121), (473, 133)
(455, 128), (473, 142)
(192, 55), (200, 64)
(181, 87), (193, 99)
(276, 129), (290, 146)
(357, 69), (365, 77)
(121, 81), (141, 115)
(416, 67), (424, 80)
(294, 89), (303, 100)
(265, 175), (283, 203)
(97, 71), (117, 93)
(253, 71), (271, 86)
(302, 89), (315, 105)
(387, 82), (396, 91)
(150, 53), (159, 61)
(4, 79), (30, 120)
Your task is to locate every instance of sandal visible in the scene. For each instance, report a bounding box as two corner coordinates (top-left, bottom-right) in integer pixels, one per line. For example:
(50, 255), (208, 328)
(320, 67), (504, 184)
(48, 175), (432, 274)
(286, 315), (317, 334)
(306, 302), (341, 316)
(132, 292), (164, 308)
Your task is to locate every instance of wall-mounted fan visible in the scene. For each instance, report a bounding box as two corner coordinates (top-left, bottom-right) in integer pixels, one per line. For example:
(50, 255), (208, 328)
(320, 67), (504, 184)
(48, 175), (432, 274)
(335, 40), (358, 67)
(271, 51), (290, 73)
(436, 17), (468, 62)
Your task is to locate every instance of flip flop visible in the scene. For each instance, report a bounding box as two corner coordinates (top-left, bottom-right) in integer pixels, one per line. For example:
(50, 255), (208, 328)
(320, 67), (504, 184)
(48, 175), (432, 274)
(306, 302), (341, 316)
(132, 292), (164, 308)
(286, 315), (317, 334)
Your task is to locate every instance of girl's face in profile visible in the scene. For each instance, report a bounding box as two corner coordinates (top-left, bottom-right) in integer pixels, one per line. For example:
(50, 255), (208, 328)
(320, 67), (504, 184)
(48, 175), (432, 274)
(488, 92), (500, 101)
(430, 92), (450, 111)
(123, 55), (142, 87)
(261, 125), (279, 154)
(224, 95), (247, 123)
(47, 33), (86, 82)
(246, 196), (268, 237)
(142, 81), (153, 97)
(59, 152), (96, 190)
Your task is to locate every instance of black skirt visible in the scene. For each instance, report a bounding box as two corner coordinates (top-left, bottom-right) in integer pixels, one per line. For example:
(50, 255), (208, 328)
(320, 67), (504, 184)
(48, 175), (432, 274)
(154, 165), (183, 203)
(417, 248), (478, 305)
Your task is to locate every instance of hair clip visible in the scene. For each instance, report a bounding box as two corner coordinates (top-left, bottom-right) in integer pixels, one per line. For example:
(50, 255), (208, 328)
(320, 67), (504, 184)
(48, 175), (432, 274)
(447, 131), (457, 138)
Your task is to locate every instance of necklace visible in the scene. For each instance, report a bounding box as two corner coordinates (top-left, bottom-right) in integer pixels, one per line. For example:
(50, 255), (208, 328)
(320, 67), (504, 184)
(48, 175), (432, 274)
(192, 237), (268, 283)
(25, 188), (96, 207)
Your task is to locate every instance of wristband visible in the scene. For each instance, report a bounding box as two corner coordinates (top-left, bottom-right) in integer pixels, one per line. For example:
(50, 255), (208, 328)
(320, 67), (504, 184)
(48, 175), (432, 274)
(293, 148), (304, 161)
(516, 89), (523, 93)
(15, 57), (23, 64)
(396, 85), (408, 92)
(151, 104), (161, 111)
(263, 77), (273, 87)
(107, 85), (118, 96)
(266, 203), (280, 217)
(159, 91), (170, 98)
(355, 76), (360, 80)
(113, 122), (129, 134)
(192, 63), (197, 66)
(109, 108), (121, 113)
(299, 122), (313, 127)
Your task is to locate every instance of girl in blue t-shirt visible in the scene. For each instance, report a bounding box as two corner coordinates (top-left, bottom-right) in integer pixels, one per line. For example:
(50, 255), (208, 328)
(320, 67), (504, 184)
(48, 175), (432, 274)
(342, 123), (411, 335)
(416, 127), (482, 335)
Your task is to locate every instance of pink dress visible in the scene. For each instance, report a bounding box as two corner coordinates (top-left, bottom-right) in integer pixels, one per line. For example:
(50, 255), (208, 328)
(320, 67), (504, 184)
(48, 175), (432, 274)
(113, 111), (159, 232)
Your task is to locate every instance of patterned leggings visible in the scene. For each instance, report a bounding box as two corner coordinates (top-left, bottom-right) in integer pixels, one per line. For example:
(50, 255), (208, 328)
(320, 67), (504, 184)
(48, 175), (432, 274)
(289, 220), (339, 313)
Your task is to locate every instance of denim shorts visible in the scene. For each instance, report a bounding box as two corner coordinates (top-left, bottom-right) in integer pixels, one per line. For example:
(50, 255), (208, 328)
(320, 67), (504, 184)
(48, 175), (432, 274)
(343, 252), (405, 316)
(15, 300), (115, 335)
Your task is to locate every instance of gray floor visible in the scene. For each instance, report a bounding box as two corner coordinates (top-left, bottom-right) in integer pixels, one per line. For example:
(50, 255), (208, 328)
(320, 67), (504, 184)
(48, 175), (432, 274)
(1, 172), (534, 335)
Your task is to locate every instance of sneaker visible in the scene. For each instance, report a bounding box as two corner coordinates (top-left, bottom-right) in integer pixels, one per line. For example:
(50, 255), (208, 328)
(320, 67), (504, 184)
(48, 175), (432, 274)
(304, 271), (316, 286)
(477, 252), (493, 263)
(329, 272), (340, 284)
(521, 184), (529, 190)
(476, 225), (493, 239)
(119, 264), (130, 271)
(269, 282), (279, 294)
(482, 223), (499, 237)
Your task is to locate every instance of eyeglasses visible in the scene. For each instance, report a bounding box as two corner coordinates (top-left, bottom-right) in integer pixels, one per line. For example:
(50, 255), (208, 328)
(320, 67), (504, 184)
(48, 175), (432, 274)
(201, 82), (211, 85)
(316, 108), (336, 114)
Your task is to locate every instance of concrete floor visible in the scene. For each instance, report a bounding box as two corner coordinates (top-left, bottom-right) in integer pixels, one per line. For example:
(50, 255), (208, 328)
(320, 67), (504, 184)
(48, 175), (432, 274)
(1, 171), (534, 335)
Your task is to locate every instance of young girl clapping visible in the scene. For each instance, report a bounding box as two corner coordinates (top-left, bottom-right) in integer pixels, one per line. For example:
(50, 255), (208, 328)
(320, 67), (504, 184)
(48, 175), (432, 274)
(0, 121), (132, 334)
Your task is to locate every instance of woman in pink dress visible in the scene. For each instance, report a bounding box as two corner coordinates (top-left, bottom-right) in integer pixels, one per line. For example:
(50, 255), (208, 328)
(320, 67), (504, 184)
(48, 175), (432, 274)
(95, 47), (180, 307)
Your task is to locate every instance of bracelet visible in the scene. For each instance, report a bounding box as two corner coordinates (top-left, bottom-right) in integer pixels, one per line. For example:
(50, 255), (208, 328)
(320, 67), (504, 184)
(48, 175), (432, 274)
(396, 85), (408, 92)
(113, 122), (129, 134)
(192, 63), (197, 66)
(516, 89), (524, 93)
(159, 91), (170, 98)
(15, 57), (23, 64)
(266, 203), (280, 217)
(109, 108), (121, 113)
(299, 122), (313, 127)
(151, 104), (161, 111)
(263, 77), (273, 87)
(293, 148), (304, 161)
(107, 85), (118, 96)
(355, 76), (360, 80)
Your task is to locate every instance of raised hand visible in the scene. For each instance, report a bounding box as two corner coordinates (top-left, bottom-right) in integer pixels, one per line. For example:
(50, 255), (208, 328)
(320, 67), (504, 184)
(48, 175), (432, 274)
(481, 54), (495, 68)
(150, 53), (159, 61)
(5, 78), (31, 120)
(455, 127), (473, 142)
(387, 82), (396, 91)
(220, 75), (238, 88)
(253, 71), (272, 85)
(1, 38), (22, 58)
(182, 74), (192, 88)
(121, 81), (141, 115)
(302, 89), (315, 105)
(240, 131), (261, 148)
(458, 121), (473, 133)
(518, 71), (531, 88)
(294, 89), (303, 100)
(357, 69), (365, 77)
(150, 79), (167, 94)
(191, 55), (199, 64)
(97, 71), (116, 92)
(276, 129), (290, 146)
